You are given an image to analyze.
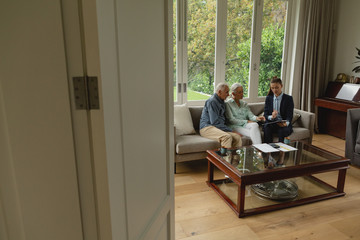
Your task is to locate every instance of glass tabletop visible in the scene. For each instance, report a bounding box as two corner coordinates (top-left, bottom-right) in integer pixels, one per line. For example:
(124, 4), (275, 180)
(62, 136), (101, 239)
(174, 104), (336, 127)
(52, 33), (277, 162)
(214, 141), (343, 174)
(210, 142), (346, 209)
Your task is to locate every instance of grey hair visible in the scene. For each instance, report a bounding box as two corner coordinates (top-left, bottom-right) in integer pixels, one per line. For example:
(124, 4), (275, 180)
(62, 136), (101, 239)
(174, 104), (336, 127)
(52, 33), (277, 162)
(215, 82), (229, 93)
(230, 83), (243, 93)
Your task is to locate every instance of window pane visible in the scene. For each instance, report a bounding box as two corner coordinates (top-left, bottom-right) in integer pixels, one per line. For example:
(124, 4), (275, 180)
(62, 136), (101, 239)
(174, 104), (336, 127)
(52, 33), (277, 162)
(173, 0), (177, 102)
(225, 0), (253, 98)
(258, 0), (287, 96)
(187, 0), (216, 101)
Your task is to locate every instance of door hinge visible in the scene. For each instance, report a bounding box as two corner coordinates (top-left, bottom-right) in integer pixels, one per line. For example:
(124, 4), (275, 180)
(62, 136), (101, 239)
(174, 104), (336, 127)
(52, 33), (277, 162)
(73, 76), (100, 110)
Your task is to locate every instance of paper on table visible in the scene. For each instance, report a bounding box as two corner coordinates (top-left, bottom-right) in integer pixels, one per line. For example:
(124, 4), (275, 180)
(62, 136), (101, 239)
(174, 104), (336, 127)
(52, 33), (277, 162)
(253, 143), (280, 153)
(275, 142), (297, 152)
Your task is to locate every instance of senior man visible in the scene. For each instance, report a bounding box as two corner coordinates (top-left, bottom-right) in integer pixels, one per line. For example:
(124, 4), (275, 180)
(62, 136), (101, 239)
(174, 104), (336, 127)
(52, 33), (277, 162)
(199, 83), (242, 149)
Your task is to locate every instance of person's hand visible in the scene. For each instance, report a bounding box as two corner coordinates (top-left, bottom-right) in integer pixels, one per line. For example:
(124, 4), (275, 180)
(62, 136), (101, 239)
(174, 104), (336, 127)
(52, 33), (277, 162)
(256, 116), (265, 122)
(247, 120), (255, 123)
(272, 110), (278, 119)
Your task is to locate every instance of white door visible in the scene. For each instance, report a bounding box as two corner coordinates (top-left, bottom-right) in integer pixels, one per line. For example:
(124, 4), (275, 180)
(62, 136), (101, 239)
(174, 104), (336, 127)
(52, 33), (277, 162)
(96, 0), (175, 239)
(0, 1), (85, 240)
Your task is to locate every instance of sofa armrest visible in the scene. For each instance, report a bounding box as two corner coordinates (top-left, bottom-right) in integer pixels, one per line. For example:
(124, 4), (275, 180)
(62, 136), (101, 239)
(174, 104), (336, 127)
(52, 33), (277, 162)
(346, 109), (360, 162)
(294, 109), (315, 143)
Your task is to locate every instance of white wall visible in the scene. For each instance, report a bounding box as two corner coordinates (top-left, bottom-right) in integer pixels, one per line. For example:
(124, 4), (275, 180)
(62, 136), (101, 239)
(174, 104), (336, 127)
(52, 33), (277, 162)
(331, 0), (360, 79)
(0, 1), (84, 239)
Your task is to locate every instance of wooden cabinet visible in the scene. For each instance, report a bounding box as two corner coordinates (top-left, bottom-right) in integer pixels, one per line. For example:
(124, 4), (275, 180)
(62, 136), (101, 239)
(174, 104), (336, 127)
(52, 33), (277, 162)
(315, 82), (360, 139)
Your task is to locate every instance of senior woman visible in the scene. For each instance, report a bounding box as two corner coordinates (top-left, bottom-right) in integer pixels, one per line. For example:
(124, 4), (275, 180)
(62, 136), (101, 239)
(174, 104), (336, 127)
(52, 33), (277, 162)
(225, 83), (265, 144)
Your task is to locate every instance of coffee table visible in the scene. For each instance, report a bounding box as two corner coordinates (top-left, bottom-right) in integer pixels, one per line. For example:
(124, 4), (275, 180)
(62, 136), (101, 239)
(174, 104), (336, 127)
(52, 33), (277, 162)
(206, 141), (350, 217)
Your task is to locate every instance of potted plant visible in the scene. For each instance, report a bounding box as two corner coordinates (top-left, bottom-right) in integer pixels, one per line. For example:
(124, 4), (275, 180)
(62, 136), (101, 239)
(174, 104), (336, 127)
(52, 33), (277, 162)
(352, 47), (360, 73)
(352, 47), (360, 83)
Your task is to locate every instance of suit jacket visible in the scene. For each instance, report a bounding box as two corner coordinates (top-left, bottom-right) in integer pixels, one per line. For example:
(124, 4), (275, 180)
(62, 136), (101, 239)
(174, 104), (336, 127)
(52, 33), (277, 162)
(264, 93), (294, 130)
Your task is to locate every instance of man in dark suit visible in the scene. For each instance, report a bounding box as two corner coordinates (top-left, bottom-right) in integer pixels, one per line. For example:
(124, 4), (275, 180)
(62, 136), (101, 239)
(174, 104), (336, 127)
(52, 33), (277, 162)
(263, 77), (294, 143)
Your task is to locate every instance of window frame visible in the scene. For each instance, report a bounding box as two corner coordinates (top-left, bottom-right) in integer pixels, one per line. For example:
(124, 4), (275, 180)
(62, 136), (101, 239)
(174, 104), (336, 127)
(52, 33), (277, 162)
(174, 0), (292, 105)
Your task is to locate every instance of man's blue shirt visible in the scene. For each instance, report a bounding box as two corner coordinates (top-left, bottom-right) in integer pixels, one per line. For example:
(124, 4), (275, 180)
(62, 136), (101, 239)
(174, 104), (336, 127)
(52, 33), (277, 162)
(200, 93), (232, 132)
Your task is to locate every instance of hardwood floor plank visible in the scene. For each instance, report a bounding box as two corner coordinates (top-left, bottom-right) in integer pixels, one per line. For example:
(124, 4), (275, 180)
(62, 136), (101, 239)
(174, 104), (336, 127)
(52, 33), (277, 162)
(329, 214), (360, 239)
(260, 223), (349, 240)
(177, 225), (259, 240)
(175, 176), (197, 187)
(175, 182), (211, 197)
(246, 198), (360, 238)
(175, 191), (231, 222)
(177, 212), (241, 238)
(175, 222), (188, 239)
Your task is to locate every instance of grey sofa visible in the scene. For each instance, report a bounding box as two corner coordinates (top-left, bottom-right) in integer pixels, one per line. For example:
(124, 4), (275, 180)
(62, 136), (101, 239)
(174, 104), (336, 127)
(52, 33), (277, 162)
(175, 102), (315, 165)
(345, 108), (360, 167)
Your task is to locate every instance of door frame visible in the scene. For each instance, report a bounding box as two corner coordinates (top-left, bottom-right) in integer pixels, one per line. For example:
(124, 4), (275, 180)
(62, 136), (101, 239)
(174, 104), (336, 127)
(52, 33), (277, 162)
(61, 0), (112, 239)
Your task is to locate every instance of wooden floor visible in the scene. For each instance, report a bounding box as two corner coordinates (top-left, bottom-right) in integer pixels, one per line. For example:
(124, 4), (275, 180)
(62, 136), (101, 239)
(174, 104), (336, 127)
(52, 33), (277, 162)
(175, 134), (360, 240)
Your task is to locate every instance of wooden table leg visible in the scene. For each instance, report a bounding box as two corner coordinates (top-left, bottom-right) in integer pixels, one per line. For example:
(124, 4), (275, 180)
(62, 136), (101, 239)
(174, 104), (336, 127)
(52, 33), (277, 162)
(337, 168), (347, 193)
(208, 160), (214, 184)
(238, 182), (246, 217)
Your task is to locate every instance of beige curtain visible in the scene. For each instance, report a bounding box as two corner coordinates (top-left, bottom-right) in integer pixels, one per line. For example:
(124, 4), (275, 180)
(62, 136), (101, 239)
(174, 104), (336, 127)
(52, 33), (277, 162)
(299, 0), (336, 112)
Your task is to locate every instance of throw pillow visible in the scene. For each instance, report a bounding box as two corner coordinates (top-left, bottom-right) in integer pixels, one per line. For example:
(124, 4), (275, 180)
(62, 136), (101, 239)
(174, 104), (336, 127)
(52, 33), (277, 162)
(292, 112), (301, 125)
(174, 104), (196, 136)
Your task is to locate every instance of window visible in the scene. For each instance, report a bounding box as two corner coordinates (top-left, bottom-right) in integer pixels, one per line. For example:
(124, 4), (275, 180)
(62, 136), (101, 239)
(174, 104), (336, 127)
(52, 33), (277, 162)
(187, 0), (216, 101)
(174, 0), (289, 104)
(258, 0), (287, 97)
(225, 0), (253, 98)
(174, 0), (216, 104)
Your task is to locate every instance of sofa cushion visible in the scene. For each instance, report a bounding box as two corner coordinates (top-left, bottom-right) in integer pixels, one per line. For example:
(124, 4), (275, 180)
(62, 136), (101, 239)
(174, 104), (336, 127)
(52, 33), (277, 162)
(174, 104), (196, 135)
(176, 134), (220, 154)
(175, 152), (209, 163)
(248, 102), (265, 116)
(189, 106), (203, 131)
